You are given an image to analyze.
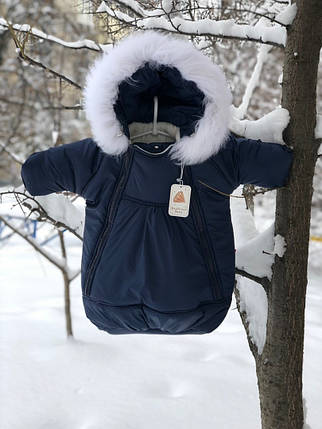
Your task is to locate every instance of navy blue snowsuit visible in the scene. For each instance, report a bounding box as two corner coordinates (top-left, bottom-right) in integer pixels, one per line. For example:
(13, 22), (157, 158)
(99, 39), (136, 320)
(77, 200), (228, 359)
(21, 30), (294, 335)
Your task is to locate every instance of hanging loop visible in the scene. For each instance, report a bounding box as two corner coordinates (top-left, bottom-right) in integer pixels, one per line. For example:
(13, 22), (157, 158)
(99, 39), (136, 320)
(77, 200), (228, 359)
(176, 161), (184, 185)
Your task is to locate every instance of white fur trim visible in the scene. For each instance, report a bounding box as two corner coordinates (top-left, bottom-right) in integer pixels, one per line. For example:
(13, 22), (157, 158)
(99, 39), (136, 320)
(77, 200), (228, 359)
(83, 30), (232, 165)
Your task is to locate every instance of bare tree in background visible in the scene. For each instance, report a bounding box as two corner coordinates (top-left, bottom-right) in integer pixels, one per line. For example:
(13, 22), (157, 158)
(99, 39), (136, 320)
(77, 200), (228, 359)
(0, 0), (98, 337)
(0, 0), (98, 185)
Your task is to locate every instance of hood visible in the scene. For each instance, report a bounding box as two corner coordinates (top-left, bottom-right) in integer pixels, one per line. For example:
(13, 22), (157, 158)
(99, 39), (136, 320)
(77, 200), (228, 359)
(83, 30), (232, 166)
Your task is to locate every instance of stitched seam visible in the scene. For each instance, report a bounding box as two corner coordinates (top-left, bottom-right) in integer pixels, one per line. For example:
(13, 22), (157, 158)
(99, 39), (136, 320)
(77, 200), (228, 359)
(83, 295), (228, 313)
(80, 151), (104, 202)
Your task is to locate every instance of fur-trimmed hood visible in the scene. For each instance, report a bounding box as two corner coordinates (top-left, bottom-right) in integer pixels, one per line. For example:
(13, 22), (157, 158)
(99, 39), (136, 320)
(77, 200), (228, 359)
(83, 30), (232, 165)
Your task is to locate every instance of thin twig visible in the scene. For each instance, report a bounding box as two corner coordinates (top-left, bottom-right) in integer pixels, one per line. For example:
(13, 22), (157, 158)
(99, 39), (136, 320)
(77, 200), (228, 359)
(0, 190), (83, 240)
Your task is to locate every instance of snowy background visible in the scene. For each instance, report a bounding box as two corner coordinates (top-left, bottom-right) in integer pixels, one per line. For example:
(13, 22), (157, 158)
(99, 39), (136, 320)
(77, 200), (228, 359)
(1, 190), (321, 429)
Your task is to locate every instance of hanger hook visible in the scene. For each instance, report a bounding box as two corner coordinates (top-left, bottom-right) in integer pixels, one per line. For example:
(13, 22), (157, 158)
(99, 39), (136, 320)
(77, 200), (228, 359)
(152, 95), (158, 135)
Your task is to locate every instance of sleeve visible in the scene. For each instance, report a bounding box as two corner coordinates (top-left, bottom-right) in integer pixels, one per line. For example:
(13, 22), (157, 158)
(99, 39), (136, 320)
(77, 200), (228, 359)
(233, 134), (294, 188)
(21, 138), (102, 200)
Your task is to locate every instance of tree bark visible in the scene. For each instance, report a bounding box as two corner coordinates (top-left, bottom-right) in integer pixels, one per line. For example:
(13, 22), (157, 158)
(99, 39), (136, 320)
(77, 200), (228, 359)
(62, 268), (73, 338)
(255, 1), (322, 428)
(58, 230), (73, 337)
(0, 29), (10, 66)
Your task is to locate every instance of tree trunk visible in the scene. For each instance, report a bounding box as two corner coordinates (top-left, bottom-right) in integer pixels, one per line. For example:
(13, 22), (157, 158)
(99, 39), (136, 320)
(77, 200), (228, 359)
(256, 1), (322, 428)
(0, 30), (10, 66)
(62, 269), (73, 337)
(58, 230), (73, 337)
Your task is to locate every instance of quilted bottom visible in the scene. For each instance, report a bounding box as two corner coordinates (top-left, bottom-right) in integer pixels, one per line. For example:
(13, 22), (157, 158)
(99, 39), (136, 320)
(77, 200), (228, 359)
(83, 295), (231, 335)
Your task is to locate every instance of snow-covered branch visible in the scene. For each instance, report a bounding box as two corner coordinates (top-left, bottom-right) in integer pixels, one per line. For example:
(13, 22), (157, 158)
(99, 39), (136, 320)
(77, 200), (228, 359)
(0, 142), (23, 165)
(234, 44), (272, 120)
(0, 96), (82, 111)
(0, 214), (80, 283)
(230, 108), (290, 144)
(230, 199), (279, 355)
(2, 19), (83, 88)
(235, 276), (268, 355)
(315, 114), (322, 139)
(0, 214), (75, 278)
(235, 222), (286, 284)
(96, 1), (297, 47)
(0, 17), (112, 53)
(0, 188), (85, 240)
(15, 47), (82, 89)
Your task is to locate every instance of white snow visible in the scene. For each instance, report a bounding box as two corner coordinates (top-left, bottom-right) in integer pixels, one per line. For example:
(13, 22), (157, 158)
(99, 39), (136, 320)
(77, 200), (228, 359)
(233, 202), (286, 280)
(52, 130), (59, 145)
(1, 185), (321, 428)
(0, 17), (111, 53)
(235, 276), (267, 354)
(235, 222), (275, 280)
(161, 0), (175, 14)
(315, 114), (322, 139)
(96, 1), (106, 13)
(276, 3), (297, 26)
(35, 194), (85, 238)
(96, 3), (287, 46)
(0, 199), (321, 428)
(1, 186), (85, 238)
(230, 107), (290, 144)
(231, 197), (283, 355)
(232, 197), (286, 355)
(97, 0), (145, 16)
(234, 44), (272, 120)
(278, 72), (283, 85)
(273, 234), (286, 258)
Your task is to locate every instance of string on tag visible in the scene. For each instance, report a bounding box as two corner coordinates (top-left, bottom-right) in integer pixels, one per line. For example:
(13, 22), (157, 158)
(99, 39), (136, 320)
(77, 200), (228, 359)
(176, 161), (184, 185)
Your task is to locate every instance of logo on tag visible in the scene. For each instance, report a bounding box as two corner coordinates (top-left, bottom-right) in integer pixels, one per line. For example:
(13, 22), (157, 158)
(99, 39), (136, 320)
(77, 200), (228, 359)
(168, 184), (191, 217)
(173, 190), (185, 203)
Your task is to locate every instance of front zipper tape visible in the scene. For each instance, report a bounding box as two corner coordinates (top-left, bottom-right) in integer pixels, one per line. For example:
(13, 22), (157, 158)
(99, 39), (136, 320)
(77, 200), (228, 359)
(84, 149), (133, 296)
(184, 167), (224, 300)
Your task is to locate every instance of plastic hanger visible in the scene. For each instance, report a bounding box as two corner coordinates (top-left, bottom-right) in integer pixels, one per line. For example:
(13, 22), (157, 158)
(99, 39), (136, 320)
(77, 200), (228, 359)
(130, 96), (177, 141)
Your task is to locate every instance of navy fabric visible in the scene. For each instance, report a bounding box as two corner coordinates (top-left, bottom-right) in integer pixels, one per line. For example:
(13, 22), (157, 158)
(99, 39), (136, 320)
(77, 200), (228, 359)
(113, 63), (206, 139)
(21, 133), (293, 335)
(20, 52), (294, 336)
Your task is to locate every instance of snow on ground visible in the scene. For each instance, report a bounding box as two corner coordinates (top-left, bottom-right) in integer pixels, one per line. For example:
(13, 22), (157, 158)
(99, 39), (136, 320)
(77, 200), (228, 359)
(0, 193), (321, 429)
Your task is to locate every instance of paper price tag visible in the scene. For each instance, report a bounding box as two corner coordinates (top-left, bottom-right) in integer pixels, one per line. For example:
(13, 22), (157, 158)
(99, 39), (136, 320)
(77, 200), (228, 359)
(168, 183), (191, 217)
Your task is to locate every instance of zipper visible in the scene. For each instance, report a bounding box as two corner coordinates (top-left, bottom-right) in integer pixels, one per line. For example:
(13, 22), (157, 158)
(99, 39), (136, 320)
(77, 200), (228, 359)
(84, 148), (134, 296)
(184, 166), (224, 301)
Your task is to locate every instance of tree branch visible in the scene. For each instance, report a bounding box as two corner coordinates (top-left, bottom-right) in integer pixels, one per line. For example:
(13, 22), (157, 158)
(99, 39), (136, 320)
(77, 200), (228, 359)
(0, 96), (82, 110)
(0, 142), (23, 165)
(97, 1), (286, 47)
(0, 190), (83, 240)
(16, 49), (82, 89)
(0, 17), (109, 52)
(234, 282), (261, 360)
(235, 268), (270, 293)
(0, 214), (67, 271)
(100, 0), (288, 27)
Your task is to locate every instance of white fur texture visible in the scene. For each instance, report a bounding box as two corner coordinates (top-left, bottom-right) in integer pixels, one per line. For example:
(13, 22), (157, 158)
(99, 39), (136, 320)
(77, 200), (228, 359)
(83, 30), (232, 165)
